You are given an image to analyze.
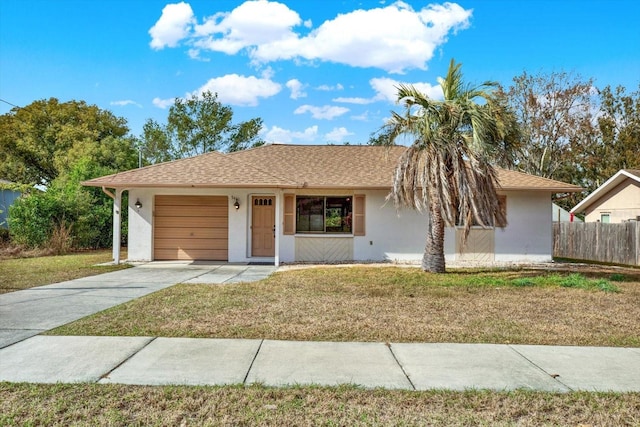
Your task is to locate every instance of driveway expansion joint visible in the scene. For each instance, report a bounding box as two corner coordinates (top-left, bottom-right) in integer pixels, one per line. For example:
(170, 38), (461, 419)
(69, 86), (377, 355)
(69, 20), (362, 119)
(99, 336), (157, 382)
(244, 339), (264, 385)
(388, 343), (416, 391)
(507, 345), (574, 391)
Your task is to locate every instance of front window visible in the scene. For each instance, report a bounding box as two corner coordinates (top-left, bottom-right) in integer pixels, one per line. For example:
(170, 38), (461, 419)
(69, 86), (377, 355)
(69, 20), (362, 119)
(296, 196), (352, 233)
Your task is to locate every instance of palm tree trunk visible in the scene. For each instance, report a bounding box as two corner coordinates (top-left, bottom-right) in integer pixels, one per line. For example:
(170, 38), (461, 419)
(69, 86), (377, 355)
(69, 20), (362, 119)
(422, 200), (446, 273)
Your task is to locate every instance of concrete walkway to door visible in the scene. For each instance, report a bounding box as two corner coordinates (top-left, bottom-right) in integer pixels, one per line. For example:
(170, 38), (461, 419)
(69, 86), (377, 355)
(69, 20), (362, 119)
(0, 262), (277, 349)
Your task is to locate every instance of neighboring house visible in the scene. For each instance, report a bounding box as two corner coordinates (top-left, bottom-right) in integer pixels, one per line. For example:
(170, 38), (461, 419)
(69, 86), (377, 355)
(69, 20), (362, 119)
(552, 202), (582, 222)
(0, 180), (21, 229)
(82, 144), (581, 265)
(571, 169), (640, 223)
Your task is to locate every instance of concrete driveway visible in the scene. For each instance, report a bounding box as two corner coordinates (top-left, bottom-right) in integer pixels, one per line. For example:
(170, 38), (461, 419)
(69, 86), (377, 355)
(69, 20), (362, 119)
(0, 262), (276, 349)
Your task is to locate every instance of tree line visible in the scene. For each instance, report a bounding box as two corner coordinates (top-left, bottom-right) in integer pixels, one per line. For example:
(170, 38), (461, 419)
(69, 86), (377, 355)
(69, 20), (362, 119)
(1, 71), (638, 253)
(0, 92), (263, 251)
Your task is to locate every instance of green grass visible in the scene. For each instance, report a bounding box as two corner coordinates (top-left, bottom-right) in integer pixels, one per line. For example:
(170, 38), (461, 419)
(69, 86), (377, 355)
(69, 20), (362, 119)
(0, 250), (130, 294)
(1, 383), (638, 426)
(48, 267), (640, 347)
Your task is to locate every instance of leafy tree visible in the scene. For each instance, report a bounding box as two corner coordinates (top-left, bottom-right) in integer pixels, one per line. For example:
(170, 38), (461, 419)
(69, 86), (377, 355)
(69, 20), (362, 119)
(503, 72), (640, 210)
(589, 85), (640, 185)
(139, 119), (174, 165)
(501, 71), (597, 181)
(141, 91), (264, 162)
(382, 59), (518, 273)
(0, 97), (138, 250)
(0, 98), (130, 186)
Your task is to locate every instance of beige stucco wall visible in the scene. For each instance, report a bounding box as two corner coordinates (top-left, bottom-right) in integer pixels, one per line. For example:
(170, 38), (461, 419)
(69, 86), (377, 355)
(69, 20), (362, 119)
(584, 179), (640, 223)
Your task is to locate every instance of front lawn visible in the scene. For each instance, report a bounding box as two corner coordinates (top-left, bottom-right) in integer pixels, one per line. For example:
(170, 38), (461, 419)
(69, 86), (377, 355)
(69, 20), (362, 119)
(0, 250), (130, 294)
(48, 266), (640, 347)
(1, 383), (638, 426)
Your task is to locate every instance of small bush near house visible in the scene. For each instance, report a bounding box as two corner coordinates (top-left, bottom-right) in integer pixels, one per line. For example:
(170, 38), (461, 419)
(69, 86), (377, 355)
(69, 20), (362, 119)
(8, 161), (127, 252)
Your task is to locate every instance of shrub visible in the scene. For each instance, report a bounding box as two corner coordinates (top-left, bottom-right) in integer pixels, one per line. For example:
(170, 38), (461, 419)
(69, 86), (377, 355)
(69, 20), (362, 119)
(8, 184), (120, 250)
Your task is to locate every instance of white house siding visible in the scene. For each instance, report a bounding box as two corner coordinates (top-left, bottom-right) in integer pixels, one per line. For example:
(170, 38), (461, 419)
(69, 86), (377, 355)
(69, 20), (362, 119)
(353, 190), (431, 263)
(494, 191), (553, 262)
(126, 188), (554, 264)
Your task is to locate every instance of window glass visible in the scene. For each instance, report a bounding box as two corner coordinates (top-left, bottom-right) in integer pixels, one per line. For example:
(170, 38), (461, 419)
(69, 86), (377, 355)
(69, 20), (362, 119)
(600, 213), (610, 223)
(296, 197), (324, 232)
(326, 197), (352, 233)
(296, 196), (352, 233)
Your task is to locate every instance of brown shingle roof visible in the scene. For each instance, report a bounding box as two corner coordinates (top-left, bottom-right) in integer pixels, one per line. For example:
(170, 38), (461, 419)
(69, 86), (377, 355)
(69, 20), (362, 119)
(82, 150), (294, 188)
(227, 144), (404, 188)
(83, 144), (582, 192)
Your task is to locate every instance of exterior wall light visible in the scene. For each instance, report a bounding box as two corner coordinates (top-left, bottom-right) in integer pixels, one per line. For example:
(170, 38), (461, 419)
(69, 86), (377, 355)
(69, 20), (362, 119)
(135, 199), (142, 210)
(233, 198), (240, 210)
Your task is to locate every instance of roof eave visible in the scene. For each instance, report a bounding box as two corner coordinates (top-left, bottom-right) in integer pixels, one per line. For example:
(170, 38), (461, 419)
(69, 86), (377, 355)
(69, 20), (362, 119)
(82, 182), (300, 189)
(570, 170), (638, 213)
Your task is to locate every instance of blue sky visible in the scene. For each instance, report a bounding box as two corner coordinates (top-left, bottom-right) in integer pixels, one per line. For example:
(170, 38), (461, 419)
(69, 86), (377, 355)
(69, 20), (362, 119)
(1, 0), (638, 146)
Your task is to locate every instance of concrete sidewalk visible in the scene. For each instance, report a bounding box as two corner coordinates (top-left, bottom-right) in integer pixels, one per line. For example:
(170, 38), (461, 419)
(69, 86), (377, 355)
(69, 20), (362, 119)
(1, 336), (638, 392)
(0, 262), (277, 349)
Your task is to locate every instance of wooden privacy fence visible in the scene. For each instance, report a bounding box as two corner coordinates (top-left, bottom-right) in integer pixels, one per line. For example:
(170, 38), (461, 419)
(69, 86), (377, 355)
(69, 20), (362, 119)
(553, 222), (640, 266)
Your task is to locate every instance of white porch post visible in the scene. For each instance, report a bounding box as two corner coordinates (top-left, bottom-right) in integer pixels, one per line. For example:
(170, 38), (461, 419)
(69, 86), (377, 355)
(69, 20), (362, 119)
(112, 189), (123, 264)
(274, 189), (282, 267)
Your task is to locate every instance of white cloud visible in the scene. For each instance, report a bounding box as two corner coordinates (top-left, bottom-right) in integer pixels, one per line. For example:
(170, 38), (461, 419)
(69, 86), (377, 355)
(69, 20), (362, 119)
(286, 79), (307, 99)
(187, 48), (210, 61)
(110, 100), (142, 108)
(254, 1), (472, 73)
(193, 0), (302, 54)
(370, 77), (443, 103)
(152, 97), (175, 109)
(333, 96), (373, 105)
(325, 127), (354, 143)
(317, 84), (344, 91)
(152, 72), (281, 110)
(149, 2), (195, 49)
(194, 74), (281, 106)
(329, 77), (443, 108)
(351, 111), (369, 121)
(294, 104), (349, 120)
(264, 125), (318, 143)
(152, 1), (472, 73)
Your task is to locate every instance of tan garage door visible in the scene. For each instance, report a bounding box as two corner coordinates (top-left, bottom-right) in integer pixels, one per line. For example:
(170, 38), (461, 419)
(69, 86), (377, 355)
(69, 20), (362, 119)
(154, 195), (228, 261)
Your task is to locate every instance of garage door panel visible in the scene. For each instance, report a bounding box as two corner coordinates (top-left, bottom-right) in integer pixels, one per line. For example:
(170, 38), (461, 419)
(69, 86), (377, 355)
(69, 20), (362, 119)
(155, 195), (227, 207)
(154, 205), (228, 218)
(154, 227), (228, 240)
(154, 195), (228, 261)
(154, 249), (228, 261)
(155, 217), (228, 229)
(154, 238), (228, 250)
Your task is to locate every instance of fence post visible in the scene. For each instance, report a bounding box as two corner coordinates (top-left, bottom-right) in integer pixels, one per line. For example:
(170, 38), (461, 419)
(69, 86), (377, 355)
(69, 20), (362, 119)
(637, 222), (640, 266)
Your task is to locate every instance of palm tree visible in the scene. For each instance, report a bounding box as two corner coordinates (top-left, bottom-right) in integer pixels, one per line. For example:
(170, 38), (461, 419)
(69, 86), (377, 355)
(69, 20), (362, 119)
(383, 59), (519, 273)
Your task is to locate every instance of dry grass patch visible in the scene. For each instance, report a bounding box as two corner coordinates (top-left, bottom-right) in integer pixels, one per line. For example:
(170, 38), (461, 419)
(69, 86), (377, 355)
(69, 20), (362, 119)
(49, 266), (640, 346)
(0, 250), (130, 294)
(1, 383), (638, 426)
